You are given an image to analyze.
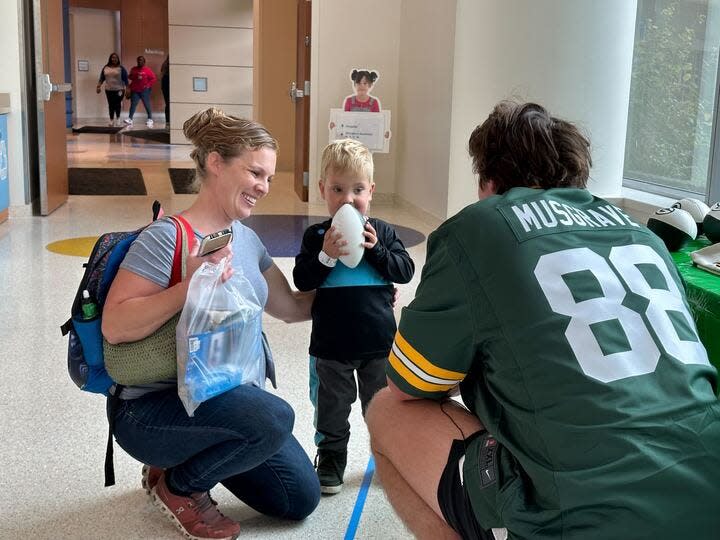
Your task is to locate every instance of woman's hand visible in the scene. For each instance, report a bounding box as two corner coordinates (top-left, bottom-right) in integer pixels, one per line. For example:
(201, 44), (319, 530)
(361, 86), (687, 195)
(103, 230), (234, 345)
(322, 226), (349, 259)
(362, 221), (378, 249)
(96, 84), (102, 94)
(187, 243), (235, 282)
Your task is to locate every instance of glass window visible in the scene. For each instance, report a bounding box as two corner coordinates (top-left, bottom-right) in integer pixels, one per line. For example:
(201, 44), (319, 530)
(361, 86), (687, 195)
(624, 0), (720, 199)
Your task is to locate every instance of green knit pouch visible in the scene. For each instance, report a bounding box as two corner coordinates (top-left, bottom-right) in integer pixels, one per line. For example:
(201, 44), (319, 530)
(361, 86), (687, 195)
(103, 217), (189, 386)
(104, 313), (181, 385)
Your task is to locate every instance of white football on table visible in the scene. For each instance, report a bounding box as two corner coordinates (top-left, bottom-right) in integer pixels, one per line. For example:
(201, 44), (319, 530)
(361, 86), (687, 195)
(646, 207), (697, 251)
(671, 197), (710, 234)
(331, 203), (366, 268)
(704, 202), (720, 243)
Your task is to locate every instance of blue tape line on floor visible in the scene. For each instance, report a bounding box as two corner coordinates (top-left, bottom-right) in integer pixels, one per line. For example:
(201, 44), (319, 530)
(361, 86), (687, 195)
(344, 455), (376, 540)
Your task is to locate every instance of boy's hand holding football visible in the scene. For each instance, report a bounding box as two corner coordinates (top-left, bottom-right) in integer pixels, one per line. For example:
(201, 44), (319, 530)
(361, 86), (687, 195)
(362, 221), (378, 249)
(322, 226), (350, 259)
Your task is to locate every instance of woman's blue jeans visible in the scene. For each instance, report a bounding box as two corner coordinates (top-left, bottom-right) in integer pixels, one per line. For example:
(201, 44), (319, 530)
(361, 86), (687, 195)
(110, 385), (320, 520)
(128, 88), (152, 120)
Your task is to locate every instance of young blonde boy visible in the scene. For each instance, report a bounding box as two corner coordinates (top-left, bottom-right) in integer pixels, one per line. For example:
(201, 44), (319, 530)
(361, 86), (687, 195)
(293, 139), (415, 493)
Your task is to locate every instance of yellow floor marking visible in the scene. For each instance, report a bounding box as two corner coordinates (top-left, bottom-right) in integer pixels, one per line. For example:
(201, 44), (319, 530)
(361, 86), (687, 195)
(46, 237), (98, 257)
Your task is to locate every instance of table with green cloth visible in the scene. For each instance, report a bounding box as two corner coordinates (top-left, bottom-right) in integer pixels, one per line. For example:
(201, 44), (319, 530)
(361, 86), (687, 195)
(671, 238), (720, 374)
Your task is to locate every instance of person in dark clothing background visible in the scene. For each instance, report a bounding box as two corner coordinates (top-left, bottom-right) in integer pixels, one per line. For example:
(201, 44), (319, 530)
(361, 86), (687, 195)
(160, 55), (170, 127)
(96, 53), (128, 127)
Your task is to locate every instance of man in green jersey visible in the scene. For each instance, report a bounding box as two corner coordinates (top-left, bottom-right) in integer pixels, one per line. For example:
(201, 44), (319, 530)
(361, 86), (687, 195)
(367, 101), (720, 540)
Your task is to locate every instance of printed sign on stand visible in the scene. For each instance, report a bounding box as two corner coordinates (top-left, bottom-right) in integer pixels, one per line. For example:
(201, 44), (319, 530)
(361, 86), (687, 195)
(329, 110), (391, 153)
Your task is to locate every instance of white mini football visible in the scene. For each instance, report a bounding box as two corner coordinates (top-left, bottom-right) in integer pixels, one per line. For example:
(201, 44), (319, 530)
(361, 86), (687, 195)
(331, 203), (366, 268)
(672, 198), (710, 234)
(646, 207), (697, 251)
(704, 202), (720, 244)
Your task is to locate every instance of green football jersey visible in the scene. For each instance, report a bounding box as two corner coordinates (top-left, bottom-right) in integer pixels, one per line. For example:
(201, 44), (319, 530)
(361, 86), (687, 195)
(388, 187), (720, 539)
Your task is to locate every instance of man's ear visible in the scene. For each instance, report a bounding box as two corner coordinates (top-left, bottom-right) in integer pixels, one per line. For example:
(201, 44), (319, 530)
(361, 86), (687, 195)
(369, 182), (375, 199)
(319, 179), (326, 200)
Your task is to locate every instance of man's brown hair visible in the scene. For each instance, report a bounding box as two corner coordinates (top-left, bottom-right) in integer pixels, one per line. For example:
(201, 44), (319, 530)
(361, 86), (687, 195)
(468, 101), (592, 194)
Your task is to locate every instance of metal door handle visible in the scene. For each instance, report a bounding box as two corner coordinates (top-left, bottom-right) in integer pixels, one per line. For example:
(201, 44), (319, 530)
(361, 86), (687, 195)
(39, 73), (72, 101)
(289, 81), (304, 103)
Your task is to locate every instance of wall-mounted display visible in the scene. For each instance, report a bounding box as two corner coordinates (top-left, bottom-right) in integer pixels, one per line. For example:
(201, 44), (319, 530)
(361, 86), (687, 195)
(193, 77), (208, 92)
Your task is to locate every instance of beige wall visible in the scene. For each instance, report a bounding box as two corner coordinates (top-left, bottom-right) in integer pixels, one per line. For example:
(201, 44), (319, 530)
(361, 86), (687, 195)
(395, 0), (456, 219)
(445, 0), (637, 217)
(70, 7), (118, 121)
(310, 0), (402, 203)
(168, 0), (253, 144)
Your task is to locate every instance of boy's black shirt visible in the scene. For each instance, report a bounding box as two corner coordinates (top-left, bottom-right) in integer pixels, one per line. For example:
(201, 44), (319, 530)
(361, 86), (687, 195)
(293, 217), (415, 360)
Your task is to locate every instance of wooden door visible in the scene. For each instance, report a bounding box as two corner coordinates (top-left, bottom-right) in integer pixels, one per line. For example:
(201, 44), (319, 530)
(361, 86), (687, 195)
(293, 0), (311, 202)
(254, 0), (297, 173)
(35, 0), (69, 215)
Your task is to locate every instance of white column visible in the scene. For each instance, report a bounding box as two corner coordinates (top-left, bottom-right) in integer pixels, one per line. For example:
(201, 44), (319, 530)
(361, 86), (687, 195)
(447, 0), (638, 216)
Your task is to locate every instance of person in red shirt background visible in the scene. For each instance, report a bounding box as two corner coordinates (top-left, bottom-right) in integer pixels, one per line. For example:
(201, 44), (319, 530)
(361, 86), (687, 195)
(124, 56), (157, 127)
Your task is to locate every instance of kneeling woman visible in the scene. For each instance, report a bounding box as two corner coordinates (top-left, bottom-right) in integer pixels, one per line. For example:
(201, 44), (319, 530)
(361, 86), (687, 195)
(102, 108), (320, 540)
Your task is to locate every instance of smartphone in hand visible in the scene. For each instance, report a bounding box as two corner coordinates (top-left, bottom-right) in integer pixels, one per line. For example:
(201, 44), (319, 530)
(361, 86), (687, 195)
(198, 228), (233, 256)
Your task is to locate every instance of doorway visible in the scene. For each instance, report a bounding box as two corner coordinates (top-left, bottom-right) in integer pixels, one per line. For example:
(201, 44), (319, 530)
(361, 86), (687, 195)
(26, 0), (311, 214)
(69, 7), (120, 126)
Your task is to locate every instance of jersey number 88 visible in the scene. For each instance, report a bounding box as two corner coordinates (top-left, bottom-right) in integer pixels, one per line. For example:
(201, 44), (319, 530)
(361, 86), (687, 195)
(534, 244), (709, 383)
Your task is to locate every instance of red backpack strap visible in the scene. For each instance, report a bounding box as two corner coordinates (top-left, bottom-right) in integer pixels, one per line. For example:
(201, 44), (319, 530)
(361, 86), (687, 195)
(167, 215), (196, 287)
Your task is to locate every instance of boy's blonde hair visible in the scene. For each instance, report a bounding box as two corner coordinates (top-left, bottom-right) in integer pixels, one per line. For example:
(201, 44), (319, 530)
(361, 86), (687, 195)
(320, 139), (374, 183)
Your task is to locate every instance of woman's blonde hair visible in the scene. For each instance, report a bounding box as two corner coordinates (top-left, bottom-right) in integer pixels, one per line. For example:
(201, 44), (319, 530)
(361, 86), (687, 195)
(183, 108), (278, 189)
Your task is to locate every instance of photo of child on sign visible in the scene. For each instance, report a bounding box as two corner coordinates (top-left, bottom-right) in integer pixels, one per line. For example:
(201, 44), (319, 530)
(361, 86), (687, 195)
(329, 68), (391, 153)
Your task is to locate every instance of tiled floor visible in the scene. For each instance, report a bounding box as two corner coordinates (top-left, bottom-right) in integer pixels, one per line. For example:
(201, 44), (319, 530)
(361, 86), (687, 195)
(0, 128), (442, 539)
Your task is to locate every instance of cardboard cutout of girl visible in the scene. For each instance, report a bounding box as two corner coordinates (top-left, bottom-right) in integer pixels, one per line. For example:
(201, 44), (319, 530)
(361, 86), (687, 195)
(330, 69), (390, 140)
(344, 69), (381, 112)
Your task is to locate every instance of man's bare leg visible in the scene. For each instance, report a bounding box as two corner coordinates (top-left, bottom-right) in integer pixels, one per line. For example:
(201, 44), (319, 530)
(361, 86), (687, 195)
(366, 387), (484, 537)
(373, 450), (460, 540)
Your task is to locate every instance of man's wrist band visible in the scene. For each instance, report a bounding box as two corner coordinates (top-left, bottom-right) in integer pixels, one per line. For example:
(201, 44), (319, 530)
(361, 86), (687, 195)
(318, 250), (337, 267)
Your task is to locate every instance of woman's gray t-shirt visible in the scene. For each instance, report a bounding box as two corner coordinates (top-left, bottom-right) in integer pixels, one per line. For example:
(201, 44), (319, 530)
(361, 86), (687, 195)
(117, 217), (273, 398)
(101, 66), (125, 91)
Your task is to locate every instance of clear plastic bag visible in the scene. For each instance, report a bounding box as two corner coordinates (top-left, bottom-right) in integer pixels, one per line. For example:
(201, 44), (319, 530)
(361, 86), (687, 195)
(176, 257), (264, 416)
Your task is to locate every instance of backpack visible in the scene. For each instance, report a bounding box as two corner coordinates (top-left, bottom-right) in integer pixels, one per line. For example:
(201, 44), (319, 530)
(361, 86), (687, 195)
(60, 201), (194, 485)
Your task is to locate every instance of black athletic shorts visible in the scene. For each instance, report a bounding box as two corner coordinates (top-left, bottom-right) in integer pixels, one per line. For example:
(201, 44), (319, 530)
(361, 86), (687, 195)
(437, 430), (495, 540)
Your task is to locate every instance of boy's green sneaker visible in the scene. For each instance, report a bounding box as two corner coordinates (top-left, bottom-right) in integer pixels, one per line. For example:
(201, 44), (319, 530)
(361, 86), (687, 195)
(315, 448), (347, 494)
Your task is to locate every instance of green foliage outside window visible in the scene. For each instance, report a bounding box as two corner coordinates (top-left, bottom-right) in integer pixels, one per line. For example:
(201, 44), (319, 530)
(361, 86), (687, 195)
(624, 0), (718, 194)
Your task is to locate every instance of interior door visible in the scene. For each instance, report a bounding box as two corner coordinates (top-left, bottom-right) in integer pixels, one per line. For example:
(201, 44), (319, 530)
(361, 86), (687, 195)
(293, 0), (311, 202)
(34, 0), (70, 215)
(254, 0), (297, 173)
